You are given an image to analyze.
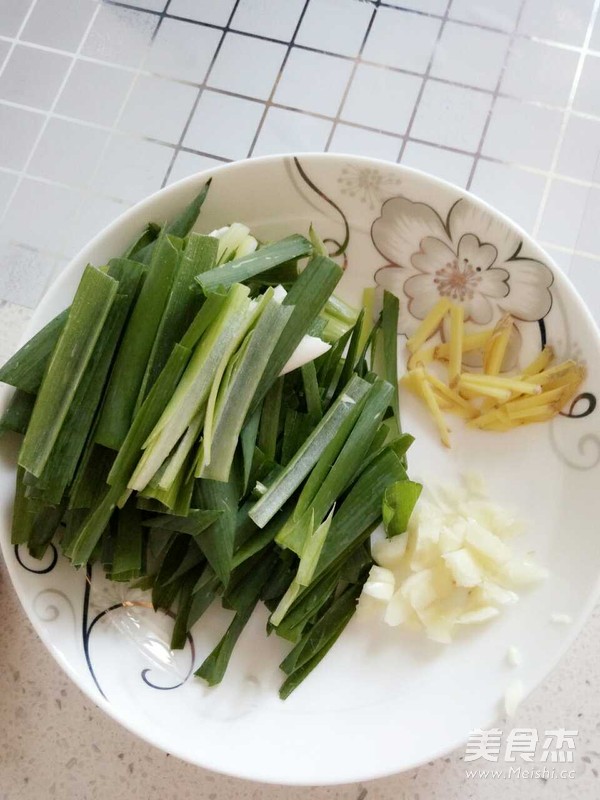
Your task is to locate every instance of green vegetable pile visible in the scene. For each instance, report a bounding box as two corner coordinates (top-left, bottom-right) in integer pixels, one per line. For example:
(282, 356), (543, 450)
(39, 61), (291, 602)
(0, 181), (420, 698)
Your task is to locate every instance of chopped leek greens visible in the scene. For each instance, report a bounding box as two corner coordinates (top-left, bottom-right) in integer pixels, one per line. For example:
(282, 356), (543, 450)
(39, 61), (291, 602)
(2, 192), (418, 698)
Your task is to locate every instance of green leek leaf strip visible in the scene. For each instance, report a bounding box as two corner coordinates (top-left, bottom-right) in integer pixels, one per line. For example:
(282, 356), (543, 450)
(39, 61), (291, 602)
(179, 290), (228, 350)
(195, 475), (239, 586)
(67, 344), (191, 565)
(378, 290), (401, 434)
(278, 585), (360, 698)
(11, 466), (35, 545)
(339, 540), (372, 583)
(152, 535), (190, 610)
(300, 361), (322, 420)
(195, 551), (277, 686)
(137, 234), (217, 407)
(171, 573), (197, 650)
(194, 605), (253, 687)
(124, 222), (161, 259)
(273, 568), (340, 643)
(0, 308), (69, 394)
(188, 567), (220, 628)
(357, 287), (376, 357)
(317, 327), (354, 405)
(165, 179), (212, 239)
(232, 504), (291, 568)
(280, 409), (308, 467)
(0, 390), (35, 437)
(257, 377), (283, 461)
(250, 256), (344, 411)
(357, 431), (414, 478)
(196, 234), (311, 292)
(143, 508), (221, 535)
(110, 502), (145, 580)
(313, 447), (407, 582)
(382, 479), (422, 538)
(162, 541), (205, 587)
(68, 444), (115, 510)
(36, 259), (145, 504)
(154, 409), (204, 497)
(240, 404), (262, 493)
(201, 301), (293, 482)
(333, 310), (364, 399)
(61, 508), (88, 553)
(261, 554), (296, 607)
(249, 374), (371, 528)
(95, 235), (182, 450)
(27, 501), (66, 560)
(279, 582), (361, 676)
(19, 267), (118, 478)
(128, 284), (252, 493)
(223, 548), (278, 614)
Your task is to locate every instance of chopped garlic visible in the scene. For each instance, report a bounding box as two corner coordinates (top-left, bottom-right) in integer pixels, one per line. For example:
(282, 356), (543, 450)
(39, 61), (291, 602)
(504, 678), (524, 717)
(507, 645), (522, 667)
(550, 613), (572, 625)
(363, 475), (547, 644)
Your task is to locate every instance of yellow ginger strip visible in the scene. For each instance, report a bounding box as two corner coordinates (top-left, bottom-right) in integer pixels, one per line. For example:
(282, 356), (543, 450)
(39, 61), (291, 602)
(434, 329), (492, 360)
(522, 345), (554, 376)
(408, 346), (435, 370)
(414, 367), (450, 447)
(506, 404), (556, 422)
(525, 360), (579, 386)
(504, 387), (566, 415)
(457, 373), (542, 396)
(448, 303), (464, 387)
(469, 407), (511, 428)
(484, 315), (513, 375)
(406, 298), (451, 353)
(425, 371), (475, 413)
(459, 375), (511, 402)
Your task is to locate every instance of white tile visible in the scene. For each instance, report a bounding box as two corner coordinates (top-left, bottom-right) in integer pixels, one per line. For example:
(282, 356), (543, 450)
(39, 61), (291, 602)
(385, 0), (447, 13)
(92, 135), (174, 203)
(482, 97), (562, 170)
(430, 21), (509, 90)
(0, 45), (71, 110)
(22, 0), (96, 51)
(118, 75), (197, 144)
(340, 64), (421, 135)
(575, 187), (600, 256)
(82, 4), (156, 68)
(296, 0), (372, 58)
(168, 0), (236, 25)
(274, 49), (352, 116)
(591, 10), (600, 49)
(231, 0), (305, 41)
(328, 124), (401, 161)
(363, 7), (441, 74)
(2, 178), (80, 253)
(128, 0), (167, 10)
(574, 55), (600, 117)
(537, 179), (589, 249)
(0, 40), (9, 71)
(501, 39), (579, 106)
(147, 18), (221, 82)
(557, 116), (600, 181)
(184, 90), (264, 159)
(569, 255), (600, 325)
(449, 0), (522, 32)
(0, 105), (44, 170)
(519, 0), (594, 46)
(63, 193), (129, 255)
(0, 0), (34, 37)
(168, 151), (226, 185)
(0, 240), (60, 308)
(252, 106), (332, 156)
(56, 61), (134, 125)
(28, 119), (108, 185)
(0, 171), (17, 215)
(208, 32), (286, 100)
(401, 141), (474, 187)
(411, 81), (492, 152)
(470, 160), (546, 232)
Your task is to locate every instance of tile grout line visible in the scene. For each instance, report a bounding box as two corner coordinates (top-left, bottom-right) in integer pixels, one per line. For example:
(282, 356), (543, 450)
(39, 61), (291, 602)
(159, 0), (243, 188)
(397, 0), (453, 163)
(323, 0), (381, 153)
(465, 0), (527, 190)
(245, 0), (311, 158)
(0, 0), (98, 230)
(0, 0), (40, 82)
(531, 0), (600, 239)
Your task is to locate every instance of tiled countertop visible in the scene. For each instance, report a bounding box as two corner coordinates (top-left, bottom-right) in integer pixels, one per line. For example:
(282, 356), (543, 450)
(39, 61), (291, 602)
(1, 1), (599, 797)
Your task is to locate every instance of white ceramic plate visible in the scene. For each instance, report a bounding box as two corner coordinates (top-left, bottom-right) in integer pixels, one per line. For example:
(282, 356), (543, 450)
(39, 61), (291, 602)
(2, 154), (599, 786)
